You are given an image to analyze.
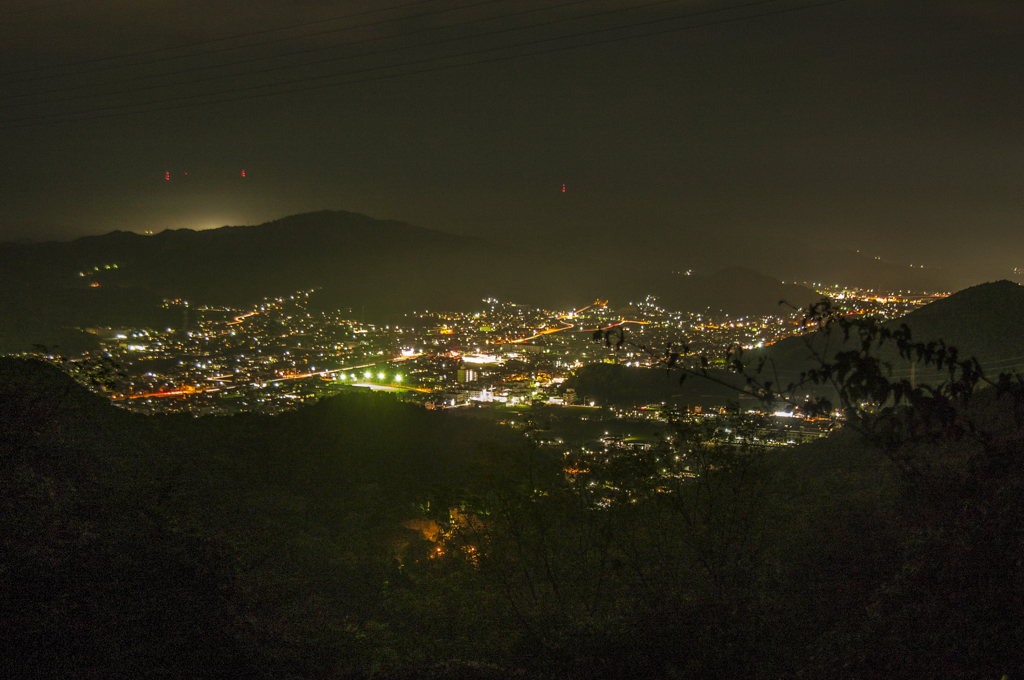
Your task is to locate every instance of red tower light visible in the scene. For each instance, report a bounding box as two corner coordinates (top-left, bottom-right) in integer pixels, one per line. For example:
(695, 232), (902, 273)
(165, 171), (170, 180)
(241, 169), (246, 178)
(562, 183), (566, 192)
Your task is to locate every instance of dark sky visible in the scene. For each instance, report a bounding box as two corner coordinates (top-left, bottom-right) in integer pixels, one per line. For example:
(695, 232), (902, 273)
(1, 0), (1022, 285)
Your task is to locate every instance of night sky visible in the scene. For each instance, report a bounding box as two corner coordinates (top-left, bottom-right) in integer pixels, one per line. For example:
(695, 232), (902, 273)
(1, 0), (1022, 286)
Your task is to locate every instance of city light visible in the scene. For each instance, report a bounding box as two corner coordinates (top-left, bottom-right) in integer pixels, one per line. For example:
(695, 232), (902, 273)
(74, 285), (946, 422)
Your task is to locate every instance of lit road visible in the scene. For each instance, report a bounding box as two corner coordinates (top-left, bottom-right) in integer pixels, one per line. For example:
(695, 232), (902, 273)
(127, 299), (649, 401)
(506, 300), (648, 343)
(227, 310), (261, 325)
(128, 358), (432, 399)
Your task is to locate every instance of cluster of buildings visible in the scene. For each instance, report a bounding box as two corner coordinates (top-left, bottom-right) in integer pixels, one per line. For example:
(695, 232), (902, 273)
(801, 283), (945, 319)
(43, 287), (941, 445)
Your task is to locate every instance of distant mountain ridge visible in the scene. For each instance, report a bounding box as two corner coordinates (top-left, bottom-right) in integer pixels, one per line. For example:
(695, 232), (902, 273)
(1, 210), (498, 304)
(0, 211), (507, 336)
(1, 210), (820, 351)
(640, 266), (823, 317)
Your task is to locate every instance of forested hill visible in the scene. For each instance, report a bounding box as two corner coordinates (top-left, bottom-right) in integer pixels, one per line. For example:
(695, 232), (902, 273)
(0, 210), (820, 353)
(888, 279), (1024, 360)
(2, 356), (1023, 678)
(0, 356), (508, 495)
(0, 210), (506, 320)
(757, 279), (1024, 385)
(0, 357), (526, 678)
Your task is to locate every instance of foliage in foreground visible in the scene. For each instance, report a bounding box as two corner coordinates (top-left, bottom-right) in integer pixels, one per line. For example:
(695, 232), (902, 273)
(1, 300), (1023, 679)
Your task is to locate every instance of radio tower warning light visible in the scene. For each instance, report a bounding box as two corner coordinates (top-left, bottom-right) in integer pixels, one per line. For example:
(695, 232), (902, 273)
(165, 171), (170, 180)
(241, 169), (246, 178)
(562, 183), (565, 192)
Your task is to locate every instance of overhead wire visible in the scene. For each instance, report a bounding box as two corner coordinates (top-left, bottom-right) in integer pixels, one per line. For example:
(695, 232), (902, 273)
(0, 0), (105, 19)
(0, 0), (613, 109)
(2, 0), (780, 124)
(0, 0), (851, 130)
(0, 0), (449, 81)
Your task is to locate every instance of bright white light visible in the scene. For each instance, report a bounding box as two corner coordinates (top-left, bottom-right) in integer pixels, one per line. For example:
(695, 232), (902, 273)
(462, 354), (500, 364)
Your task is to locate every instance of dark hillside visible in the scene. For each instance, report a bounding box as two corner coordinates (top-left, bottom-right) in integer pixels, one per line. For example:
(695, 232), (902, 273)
(563, 361), (745, 408)
(892, 279), (1024, 361)
(2, 357), (1022, 678)
(1, 211), (826, 353)
(639, 266), (822, 317)
(0, 357), (525, 678)
(756, 280), (1024, 389)
(0, 211), (516, 351)
(0, 210), (504, 316)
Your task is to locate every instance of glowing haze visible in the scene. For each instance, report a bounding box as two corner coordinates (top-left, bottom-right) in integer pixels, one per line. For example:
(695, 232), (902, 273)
(1, 0), (1022, 287)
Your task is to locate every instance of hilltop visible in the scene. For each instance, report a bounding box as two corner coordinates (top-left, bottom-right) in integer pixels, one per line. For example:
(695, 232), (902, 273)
(0, 356), (530, 676)
(0, 210), (820, 352)
(755, 279), (1024, 391)
(0, 210), (501, 311)
(3, 349), (1021, 679)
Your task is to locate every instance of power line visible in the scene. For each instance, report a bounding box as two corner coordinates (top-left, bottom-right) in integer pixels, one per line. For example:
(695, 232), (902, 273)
(0, 0), (448, 81)
(0, 0), (105, 19)
(7, 0), (523, 90)
(0, 0), (612, 110)
(3, 0), (778, 123)
(0, 0), (850, 130)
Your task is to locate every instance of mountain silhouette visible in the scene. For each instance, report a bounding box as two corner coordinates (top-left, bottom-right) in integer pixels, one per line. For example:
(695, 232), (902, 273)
(640, 266), (823, 318)
(0, 210), (821, 351)
(757, 280), (1024, 389)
